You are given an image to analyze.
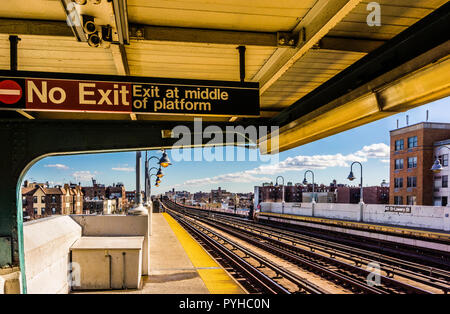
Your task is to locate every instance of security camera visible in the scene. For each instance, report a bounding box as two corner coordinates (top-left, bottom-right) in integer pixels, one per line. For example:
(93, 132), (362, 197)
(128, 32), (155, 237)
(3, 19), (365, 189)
(82, 15), (97, 34)
(88, 33), (101, 47)
(101, 25), (112, 42)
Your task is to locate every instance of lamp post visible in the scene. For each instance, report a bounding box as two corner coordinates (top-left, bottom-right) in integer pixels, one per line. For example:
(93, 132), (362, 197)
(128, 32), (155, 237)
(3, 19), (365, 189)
(303, 170), (315, 216)
(129, 151), (148, 215)
(145, 166), (163, 205)
(431, 145), (450, 173)
(431, 145), (450, 207)
(275, 176), (285, 214)
(130, 150), (171, 216)
(144, 150), (169, 205)
(347, 161), (364, 221)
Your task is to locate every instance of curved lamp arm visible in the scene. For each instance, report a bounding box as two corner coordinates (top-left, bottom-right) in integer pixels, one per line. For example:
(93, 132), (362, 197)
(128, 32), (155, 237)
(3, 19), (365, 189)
(275, 176), (285, 203)
(349, 161), (363, 203)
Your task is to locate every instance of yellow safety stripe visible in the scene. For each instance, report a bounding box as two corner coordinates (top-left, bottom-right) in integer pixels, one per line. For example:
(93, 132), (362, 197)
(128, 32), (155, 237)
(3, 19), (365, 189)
(162, 213), (245, 294)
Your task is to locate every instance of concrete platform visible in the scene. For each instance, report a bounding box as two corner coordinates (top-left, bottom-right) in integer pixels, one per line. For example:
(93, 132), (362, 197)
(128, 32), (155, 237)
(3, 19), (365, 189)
(74, 213), (245, 294)
(143, 213), (245, 294)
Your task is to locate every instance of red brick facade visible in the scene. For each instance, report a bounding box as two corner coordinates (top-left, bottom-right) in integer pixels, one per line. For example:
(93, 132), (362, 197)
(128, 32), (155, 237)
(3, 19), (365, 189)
(389, 122), (450, 205)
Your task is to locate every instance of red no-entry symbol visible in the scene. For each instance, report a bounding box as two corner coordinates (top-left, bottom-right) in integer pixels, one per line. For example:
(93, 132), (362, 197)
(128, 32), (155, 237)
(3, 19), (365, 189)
(0, 80), (23, 104)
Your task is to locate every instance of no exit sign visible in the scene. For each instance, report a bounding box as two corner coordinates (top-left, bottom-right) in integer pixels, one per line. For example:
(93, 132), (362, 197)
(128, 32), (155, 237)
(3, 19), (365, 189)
(0, 71), (260, 117)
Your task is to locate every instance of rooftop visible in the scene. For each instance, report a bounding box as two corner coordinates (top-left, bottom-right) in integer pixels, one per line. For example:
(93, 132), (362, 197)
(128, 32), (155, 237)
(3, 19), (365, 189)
(390, 122), (450, 136)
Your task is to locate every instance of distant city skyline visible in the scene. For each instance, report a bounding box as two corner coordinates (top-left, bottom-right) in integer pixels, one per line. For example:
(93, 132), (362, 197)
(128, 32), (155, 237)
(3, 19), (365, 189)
(23, 97), (450, 194)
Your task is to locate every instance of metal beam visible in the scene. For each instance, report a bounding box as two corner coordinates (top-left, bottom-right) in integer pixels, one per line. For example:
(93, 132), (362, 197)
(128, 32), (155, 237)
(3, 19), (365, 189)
(129, 24), (278, 47)
(252, 0), (363, 94)
(0, 18), (73, 37)
(317, 36), (385, 53)
(110, 44), (130, 75)
(0, 18), (380, 53)
(260, 2), (450, 153)
(272, 2), (450, 128)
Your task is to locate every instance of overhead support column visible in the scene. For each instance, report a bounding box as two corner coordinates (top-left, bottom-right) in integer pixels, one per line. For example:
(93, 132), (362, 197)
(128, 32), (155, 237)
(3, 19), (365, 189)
(8, 35), (33, 120)
(237, 46), (246, 83)
(252, 0), (363, 94)
(9, 35), (20, 71)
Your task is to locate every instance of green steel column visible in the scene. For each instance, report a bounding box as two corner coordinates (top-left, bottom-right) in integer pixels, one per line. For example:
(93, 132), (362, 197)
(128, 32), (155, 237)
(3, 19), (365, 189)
(0, 121), (30, 293)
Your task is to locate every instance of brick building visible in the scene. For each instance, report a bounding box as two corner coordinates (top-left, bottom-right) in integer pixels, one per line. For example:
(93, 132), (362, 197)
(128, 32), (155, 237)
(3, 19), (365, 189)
(389, 122), (450, 205)
(336, 186), (389, 204)
(22, 181), (84, 220)
(256, 184), (304, 203)
(81, 179), (106, 199)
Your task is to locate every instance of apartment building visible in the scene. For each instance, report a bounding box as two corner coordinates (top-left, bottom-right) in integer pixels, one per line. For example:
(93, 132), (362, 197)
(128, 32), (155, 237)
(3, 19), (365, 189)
(22, 181), (84, 220)
(389, 122), (450, 205)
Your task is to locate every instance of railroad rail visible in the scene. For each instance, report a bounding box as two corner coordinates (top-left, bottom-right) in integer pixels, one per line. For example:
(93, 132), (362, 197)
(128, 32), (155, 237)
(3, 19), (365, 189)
(163, 200), (449, 294)
(167, 209), (327, 294)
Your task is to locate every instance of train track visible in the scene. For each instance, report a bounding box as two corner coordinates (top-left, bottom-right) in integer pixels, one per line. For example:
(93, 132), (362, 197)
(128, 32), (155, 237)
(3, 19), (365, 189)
(168, 209), (327, 294)
(215, 214), (450, 291)
(163, 201), (449, 294)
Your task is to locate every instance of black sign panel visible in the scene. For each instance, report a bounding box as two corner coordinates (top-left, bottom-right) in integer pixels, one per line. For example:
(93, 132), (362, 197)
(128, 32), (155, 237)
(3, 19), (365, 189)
(132, 83), (259, 116)
(0, 70), (260, 117)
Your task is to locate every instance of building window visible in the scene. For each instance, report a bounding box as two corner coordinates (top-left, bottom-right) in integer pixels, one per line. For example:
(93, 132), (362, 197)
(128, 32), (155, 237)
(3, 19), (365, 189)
(395, 159), (404, 170)
(41, 208), (45, 215)
(33, 208), (37, 215)
(438, 154), (449, 167)
(406, 195), (416, 205)
(407, 136), (418, 148)
(395, 139), (404, 151)
(33, 196), (37, 203)
(407, 176), (417, 188)
(41, 196), (45, 203)
(394, 178), (403, 188)
(394, 196), (403, 205)
(52, 195), (56, 203)
(443, 175), (449, 188)
(52, 208), (56, 214)
(407, 157), (417, 169)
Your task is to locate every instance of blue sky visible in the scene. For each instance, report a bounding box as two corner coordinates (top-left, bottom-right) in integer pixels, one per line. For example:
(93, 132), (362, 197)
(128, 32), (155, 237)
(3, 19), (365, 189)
(24, 97), (450, 193)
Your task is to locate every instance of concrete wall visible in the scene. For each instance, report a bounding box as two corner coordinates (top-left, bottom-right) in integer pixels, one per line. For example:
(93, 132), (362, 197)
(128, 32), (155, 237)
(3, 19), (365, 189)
(70, 215), (150, 275)
(23, 216), (82, 294)
(260, 202), (450, 231)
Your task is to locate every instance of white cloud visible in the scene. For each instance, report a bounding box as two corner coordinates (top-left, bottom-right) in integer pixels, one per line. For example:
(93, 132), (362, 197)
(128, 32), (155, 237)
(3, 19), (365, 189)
(72, 170), (97, 182)
(112, 167), (134, 172)
(180, 173), (272, 187)
(354, 143), (390, 159)
(176, 143), (390, 187)
(44, 164), (69, 170)
(380, 159), (390, 163)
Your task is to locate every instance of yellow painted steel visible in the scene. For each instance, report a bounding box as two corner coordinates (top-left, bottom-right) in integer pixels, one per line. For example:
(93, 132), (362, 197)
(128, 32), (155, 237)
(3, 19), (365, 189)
(257, 212), (450, 242)
(162, 213), (245, 294)
(260, 55), (450, 154)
